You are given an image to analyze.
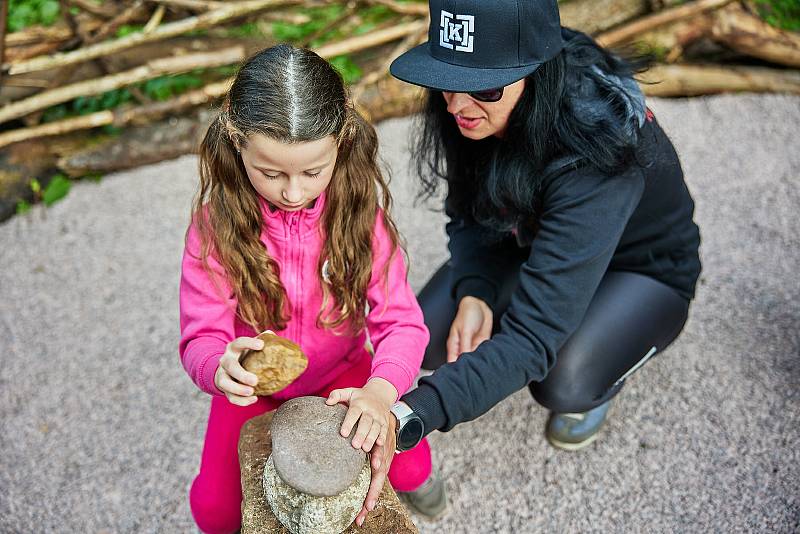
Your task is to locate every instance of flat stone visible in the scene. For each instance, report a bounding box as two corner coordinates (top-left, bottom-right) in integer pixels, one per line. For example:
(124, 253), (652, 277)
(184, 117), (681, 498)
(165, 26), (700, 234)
(239, 332), (308, 396)
(239, 411), (418, 534)
(271, 396), (364, 497)
(263, 455), (369, 534)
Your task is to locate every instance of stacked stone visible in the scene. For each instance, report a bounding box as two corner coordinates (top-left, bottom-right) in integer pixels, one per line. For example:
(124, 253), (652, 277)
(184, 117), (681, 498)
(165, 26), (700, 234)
(239, 399), (418, 534)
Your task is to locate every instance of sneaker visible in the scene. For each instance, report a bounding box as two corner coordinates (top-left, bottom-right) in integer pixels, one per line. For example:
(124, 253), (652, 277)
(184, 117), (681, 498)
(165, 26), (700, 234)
(397, 472), (448, 520)
(546, 400), (611, 451)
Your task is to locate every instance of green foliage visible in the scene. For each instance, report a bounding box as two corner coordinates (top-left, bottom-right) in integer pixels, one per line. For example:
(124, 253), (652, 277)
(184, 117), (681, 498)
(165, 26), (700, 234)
(7, 0), (60, 31)
(41, 73), (205, 123)
(116, 24), (145, 38)
(329, 55), (362, 84)
(142, 74), (204, 101)
(222, 22), (266, 38)
(30, 178), (41, 194)
(42, 174), (71, 206)
(271, 4), (345, 42)
(755, 0), (800, 31)
(16, 200), (32, 215)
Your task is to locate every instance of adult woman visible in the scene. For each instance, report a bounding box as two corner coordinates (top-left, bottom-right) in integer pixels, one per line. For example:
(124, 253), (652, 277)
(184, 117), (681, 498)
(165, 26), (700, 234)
(355, 0), (701, 523)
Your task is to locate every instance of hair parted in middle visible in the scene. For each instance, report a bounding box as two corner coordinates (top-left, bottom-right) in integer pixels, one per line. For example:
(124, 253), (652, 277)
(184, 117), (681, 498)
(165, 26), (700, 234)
(191, 43), (401, 334)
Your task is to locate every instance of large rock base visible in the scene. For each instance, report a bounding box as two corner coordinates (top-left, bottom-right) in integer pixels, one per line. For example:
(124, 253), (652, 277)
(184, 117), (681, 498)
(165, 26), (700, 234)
(263, 455), (369, 534)
(238, 412), (418, 534)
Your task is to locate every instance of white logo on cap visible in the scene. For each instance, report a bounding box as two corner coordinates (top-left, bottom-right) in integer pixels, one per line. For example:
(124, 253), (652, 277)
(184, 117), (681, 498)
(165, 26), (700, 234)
(439, 10), (474, 53)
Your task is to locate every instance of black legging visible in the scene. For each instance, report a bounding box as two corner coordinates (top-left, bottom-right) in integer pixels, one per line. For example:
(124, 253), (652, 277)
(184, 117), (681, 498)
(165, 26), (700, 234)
(418, 260), (690, 413)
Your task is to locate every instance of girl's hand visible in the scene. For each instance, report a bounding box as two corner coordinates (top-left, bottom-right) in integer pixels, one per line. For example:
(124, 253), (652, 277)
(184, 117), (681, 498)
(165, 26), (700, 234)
(447, 296), (493, 363)
(325, 378), (398, 452)
(214, 336), (263, 406)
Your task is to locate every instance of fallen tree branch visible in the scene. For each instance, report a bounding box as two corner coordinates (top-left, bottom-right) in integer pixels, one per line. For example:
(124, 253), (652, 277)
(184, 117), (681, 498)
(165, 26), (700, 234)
(710, 2), (800, 68)
(147, 0), (225, 11)
(363, 0), (428, 16)
(67, 0), (119, 19)
(560, 0), (649, 36)
(0, 78), (232, 148)
(314, 19), (428, 58)
(0, 47), (245, 125)
(0, 18), (432, 143)
(3, 0), (302, 76)
(639, 64), (800, 96)
(596, 0), (734, 47)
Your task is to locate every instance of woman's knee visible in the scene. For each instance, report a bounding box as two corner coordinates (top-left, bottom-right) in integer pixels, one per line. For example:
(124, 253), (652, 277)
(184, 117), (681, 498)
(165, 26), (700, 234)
(190, 474), (242, 534)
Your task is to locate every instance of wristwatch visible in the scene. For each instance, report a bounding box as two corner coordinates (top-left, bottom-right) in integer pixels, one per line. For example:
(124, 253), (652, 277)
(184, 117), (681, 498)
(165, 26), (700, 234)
(390, 401), (425, 452)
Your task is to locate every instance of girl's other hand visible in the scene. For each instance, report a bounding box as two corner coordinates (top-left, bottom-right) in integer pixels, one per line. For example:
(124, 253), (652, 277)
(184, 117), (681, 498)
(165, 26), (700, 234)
(447, 296), (493, 363)
(214, 336), (264, 406)
(325, 378), (397, 452)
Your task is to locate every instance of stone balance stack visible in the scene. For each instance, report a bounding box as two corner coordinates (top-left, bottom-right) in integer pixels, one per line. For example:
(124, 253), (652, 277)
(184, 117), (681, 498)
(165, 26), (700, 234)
(237, 333), (417, 534)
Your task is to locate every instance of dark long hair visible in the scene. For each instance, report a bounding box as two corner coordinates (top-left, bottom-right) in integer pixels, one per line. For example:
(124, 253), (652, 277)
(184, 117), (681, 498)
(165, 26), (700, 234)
(192, 44), (400, 333)
(413, 28), (651, 233)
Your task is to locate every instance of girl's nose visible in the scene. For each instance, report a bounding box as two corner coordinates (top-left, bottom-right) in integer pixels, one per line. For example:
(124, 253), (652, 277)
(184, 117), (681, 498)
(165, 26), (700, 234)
(282, 180), (303, 203)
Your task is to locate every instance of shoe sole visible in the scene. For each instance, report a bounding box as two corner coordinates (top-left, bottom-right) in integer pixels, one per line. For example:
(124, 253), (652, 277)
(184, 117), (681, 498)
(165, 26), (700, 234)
(546, 431), (599, 451)
(397, 492), (448, 521)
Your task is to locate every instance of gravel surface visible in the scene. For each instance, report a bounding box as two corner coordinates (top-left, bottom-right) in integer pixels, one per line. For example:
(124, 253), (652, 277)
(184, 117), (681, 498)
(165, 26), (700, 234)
(1, 94), (798, 533)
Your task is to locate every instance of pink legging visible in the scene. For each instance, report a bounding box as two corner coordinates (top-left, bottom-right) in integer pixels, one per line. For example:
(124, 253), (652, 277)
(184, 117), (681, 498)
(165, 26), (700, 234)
(189, 351), (432, 534)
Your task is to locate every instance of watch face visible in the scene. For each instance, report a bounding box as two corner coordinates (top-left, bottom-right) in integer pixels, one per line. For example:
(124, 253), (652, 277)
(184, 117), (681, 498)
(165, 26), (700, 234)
(398, 418), (424, 450)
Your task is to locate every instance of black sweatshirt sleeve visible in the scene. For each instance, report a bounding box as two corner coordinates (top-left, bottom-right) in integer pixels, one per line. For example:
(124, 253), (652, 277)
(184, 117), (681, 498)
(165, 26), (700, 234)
(403, 166), (646, 434)
(445, 193), (522, 311)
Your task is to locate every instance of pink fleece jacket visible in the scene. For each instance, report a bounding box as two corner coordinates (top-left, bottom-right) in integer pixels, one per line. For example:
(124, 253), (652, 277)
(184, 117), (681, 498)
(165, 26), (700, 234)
(179, 191), (429, 401)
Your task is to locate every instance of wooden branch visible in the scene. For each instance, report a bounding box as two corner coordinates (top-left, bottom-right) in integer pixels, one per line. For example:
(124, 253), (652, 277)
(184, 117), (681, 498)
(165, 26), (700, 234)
(0, 0), (7, 86)
(363, 0), (428, 16)
(67, 0), (119, 19)
(3, 0), (302, 76)
(147, 0), (225, 11)
(0, 47), (245, 125)
(89, 1), (149, 43)
(314, 19), (428, 58)
(560, 0), (649, 36)
(0, 78), (232, 148)
(302, 1), (360, 48)
(710, 2), (800, 68)
(143, 5), (167, 33)
(352, 24), (427, 107)
(596, 0), (734, 47)
(639, 64), (800, 96)
(5, 19), (104, 47)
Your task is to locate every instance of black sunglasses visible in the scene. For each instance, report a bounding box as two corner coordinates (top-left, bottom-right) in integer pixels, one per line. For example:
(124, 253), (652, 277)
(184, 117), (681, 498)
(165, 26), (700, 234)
(467, 87), (504, 102)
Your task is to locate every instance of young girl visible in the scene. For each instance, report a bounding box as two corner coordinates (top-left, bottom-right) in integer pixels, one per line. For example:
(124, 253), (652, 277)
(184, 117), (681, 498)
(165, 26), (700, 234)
(179, 44), (444, 534)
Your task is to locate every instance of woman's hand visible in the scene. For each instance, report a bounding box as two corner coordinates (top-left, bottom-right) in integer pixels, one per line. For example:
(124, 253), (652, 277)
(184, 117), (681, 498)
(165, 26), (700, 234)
(354, 410), (397, 527)
(326, 378), (398, 453)
(447, 296), (493, 362)
(214, 336), (263, 406)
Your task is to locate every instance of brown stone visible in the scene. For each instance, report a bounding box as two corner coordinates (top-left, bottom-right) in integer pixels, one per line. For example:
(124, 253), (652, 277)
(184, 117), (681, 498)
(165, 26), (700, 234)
(239, 412), (418, 534)
(239, 332), (308, 396)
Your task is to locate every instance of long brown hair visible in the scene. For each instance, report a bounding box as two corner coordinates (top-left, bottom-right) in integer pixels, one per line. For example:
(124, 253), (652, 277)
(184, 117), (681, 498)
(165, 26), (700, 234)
(191, 44), (401, 334)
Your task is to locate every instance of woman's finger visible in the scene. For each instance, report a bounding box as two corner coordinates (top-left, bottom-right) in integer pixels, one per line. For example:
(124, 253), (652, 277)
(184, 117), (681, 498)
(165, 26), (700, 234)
(446, 326), (460, 363)
(459, 325), (475, 356)
(362, 421), (383, 452)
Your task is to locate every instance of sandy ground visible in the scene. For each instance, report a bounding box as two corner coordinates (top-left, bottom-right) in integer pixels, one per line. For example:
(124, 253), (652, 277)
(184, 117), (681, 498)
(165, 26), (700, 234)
(1, 94), (798, 533)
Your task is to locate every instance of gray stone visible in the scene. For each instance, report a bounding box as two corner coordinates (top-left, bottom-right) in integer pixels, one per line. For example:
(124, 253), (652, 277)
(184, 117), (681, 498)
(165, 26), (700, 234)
(271, 396), (365, 497)
(263, 455), (370, 534)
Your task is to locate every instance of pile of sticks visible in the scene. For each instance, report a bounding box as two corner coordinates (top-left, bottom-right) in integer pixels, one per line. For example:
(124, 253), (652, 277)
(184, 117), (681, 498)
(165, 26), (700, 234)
(0, 0), (798, 154)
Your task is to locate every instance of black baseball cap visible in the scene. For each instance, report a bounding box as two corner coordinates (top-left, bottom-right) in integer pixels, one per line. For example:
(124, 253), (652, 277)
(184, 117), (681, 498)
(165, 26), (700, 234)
(390, 0), (563, 92)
